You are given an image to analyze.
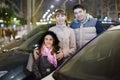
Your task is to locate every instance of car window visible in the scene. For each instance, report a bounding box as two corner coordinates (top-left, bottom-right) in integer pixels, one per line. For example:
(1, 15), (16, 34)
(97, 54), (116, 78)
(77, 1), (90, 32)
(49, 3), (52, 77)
(65, 30), (120, 62)
(23, 24), (50, 40)
(79, 31), (120, 61)
(18, 31), (45, 52)
(59, 30), (120, 79)
(18, 24), (55, 52)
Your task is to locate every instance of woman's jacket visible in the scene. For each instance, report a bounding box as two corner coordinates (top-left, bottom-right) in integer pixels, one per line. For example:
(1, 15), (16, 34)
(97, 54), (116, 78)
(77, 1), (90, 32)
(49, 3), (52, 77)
(49, 24), (76, 58)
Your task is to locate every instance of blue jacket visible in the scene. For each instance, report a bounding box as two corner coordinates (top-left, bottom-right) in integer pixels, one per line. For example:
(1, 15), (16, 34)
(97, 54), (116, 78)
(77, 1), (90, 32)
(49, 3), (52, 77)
(70, 18), (104, 35)
(70, 17), (104, 49)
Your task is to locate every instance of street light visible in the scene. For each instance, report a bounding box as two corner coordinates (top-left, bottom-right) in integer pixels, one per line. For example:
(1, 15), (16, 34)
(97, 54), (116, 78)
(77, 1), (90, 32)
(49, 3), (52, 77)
(5, 12), (8, 15)
(14, 18), (17, 21)
(13, 17), (17, 29)
(56, 0), (60, 1)
(47, 9), (50, 12)
(50, 5), (54, 9)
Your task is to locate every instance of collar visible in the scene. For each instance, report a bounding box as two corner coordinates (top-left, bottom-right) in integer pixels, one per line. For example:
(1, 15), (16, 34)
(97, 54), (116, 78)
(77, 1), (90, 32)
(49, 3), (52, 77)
(56, 24), (67, 28)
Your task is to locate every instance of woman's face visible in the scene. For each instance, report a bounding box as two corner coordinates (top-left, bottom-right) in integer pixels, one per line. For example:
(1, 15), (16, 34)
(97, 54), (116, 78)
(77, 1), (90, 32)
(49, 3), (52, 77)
(56, 14), (66, 25)
(44, 34), (54, 47)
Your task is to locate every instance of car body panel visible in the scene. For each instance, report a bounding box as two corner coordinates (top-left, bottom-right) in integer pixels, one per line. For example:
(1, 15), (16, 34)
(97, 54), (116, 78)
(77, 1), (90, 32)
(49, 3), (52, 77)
(0, 50), (29, 80)
(1, 25), (120, 80)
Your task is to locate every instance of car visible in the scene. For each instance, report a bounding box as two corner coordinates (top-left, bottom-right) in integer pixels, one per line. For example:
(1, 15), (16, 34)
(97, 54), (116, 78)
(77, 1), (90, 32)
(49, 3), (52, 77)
(42, 25), (120, 80)
(0, 23), (56, 80)
(0, 24), (54, 53)
(52, 25), (120, 80)
(0, 29), (48, 80)
(102, 22), (119, 30)
(1, 25), (120, 80)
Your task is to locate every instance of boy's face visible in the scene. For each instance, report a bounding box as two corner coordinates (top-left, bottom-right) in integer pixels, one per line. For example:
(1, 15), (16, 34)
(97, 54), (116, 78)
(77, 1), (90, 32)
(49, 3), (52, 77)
(73, 8), (86, 22)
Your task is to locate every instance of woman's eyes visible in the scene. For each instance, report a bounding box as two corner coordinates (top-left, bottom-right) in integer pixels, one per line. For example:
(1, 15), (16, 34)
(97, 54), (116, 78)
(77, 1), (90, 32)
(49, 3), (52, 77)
(45, 38), (53, 41)
(56, 15), (65, 17)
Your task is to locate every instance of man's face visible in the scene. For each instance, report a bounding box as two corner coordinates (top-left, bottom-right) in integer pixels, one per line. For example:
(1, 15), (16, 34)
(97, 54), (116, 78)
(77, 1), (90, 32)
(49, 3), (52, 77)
(73, 8), (86, 21)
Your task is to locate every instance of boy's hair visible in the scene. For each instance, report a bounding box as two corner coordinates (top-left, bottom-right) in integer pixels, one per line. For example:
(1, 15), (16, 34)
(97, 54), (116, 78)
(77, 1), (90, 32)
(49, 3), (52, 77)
(72, 4), (86, 11)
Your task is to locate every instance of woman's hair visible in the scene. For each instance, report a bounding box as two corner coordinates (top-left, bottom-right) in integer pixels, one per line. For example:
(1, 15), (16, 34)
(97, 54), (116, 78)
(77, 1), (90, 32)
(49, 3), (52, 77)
(38, 31), (60, 55)
(55, 9), (68, 26)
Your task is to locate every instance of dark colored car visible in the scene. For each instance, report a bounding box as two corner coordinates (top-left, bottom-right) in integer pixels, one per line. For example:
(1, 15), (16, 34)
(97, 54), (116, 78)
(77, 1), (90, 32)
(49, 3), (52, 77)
(102, 22), (120, 30)
(0, 26), (50, 80)
(1, 24), (120, 80)
(0, 22), (55, 80)
(51, 25), (120, 80)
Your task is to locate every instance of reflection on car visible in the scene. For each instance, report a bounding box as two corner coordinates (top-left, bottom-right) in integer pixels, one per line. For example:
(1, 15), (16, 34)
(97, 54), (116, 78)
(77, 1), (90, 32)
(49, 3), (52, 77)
(0, 24), (54, 53)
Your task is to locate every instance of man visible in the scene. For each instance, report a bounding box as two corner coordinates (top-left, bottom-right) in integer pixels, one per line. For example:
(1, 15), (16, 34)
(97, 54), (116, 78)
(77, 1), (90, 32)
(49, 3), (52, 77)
(70, 4), (104, 50)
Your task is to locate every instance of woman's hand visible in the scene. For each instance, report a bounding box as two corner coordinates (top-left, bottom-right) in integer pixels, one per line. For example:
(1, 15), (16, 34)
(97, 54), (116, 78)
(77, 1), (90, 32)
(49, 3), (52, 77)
(33, 49), (39, 60)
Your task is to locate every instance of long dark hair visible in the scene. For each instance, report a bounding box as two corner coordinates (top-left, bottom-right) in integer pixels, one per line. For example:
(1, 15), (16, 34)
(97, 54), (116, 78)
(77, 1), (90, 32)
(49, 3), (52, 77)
(38, 31), (60, 55)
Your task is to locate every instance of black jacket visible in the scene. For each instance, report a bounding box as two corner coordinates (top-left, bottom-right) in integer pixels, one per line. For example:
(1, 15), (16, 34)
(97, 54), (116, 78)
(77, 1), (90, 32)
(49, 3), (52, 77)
(32, 56), (56, 79)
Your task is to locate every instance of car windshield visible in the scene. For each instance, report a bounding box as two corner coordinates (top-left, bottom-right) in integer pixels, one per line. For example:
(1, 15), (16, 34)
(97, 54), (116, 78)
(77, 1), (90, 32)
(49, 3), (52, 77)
(58, 30), (120, 79)
(18, 31), (45, 52)
(16, 24), (55, 52)
(0, 24), (52, 52)
(22, 24), (51, 40)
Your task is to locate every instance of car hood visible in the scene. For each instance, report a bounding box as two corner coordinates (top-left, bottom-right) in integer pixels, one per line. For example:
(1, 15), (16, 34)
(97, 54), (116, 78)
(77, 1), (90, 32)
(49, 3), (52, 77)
(0, 50), (29, 71)
(0, 39), (24, 53)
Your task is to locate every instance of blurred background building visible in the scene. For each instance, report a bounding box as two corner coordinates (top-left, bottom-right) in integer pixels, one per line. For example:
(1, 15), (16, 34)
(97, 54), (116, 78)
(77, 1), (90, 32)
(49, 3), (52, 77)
(0, 0), (120, 28)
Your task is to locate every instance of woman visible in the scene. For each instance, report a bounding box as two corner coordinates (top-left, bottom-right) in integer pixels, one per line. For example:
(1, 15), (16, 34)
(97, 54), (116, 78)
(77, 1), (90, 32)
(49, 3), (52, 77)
(49, 9), (76, 60)
(32, 31), (61, 79)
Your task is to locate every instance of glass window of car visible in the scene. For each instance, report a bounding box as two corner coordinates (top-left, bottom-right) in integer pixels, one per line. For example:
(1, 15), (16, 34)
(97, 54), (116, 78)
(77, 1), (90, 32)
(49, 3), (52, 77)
(18, 31), (45, 52)
(58, 30), (120, 79)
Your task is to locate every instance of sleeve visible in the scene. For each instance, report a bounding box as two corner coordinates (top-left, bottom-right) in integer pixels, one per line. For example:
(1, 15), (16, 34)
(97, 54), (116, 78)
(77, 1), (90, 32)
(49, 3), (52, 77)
(48, 27), (56, 33)
(95, 21), (105, 35)
(32, 58), (42, 79)
(48, 26), (55, 31)
(64, 29), (76, 57)
(70, 22), (73, 28)
(48, 27), (52, 31)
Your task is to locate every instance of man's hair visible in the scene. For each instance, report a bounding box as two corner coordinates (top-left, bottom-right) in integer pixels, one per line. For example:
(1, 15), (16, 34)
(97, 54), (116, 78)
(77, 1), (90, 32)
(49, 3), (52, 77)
(72, 4), (86, 11)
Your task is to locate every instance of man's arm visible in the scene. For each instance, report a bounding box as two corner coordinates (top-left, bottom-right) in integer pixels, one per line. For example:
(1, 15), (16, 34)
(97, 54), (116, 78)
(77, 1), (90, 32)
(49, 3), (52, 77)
(95, 21), (105, 35)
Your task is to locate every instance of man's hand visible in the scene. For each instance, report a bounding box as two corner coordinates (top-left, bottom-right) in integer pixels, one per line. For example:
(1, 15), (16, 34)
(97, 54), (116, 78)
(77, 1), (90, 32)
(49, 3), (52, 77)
(56, 51), (64, 60)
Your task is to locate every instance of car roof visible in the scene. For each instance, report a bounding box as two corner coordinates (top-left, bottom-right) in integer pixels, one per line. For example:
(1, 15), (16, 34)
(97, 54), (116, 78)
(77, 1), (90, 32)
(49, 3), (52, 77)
(107, 25), (120, 31)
